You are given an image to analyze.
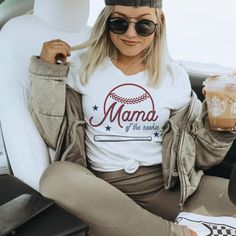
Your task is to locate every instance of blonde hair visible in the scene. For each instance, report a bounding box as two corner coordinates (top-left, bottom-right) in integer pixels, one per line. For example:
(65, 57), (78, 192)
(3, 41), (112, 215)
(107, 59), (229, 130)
(71, 6), (173, 86)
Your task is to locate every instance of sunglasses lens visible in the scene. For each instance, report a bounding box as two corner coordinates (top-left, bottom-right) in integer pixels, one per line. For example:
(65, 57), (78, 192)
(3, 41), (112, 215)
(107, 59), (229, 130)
(108, 18), (128, 34)
(136, 19), (156, 36)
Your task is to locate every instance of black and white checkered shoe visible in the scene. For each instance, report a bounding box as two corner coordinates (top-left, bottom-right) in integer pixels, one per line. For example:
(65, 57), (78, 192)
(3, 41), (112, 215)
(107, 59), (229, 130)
(176, 212), (236, 236)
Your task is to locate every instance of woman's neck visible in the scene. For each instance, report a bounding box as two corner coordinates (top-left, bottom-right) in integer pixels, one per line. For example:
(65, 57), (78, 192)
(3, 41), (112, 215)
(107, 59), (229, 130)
(114, 53), (145, 75)
(33, 0), (89, 32)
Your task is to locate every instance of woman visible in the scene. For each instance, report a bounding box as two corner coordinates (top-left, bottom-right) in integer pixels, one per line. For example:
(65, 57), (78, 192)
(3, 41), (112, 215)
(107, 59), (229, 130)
(28, 0), (236, 235)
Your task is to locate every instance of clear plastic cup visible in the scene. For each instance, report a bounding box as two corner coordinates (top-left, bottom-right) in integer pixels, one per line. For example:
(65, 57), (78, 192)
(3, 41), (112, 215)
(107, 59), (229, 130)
(203, 74), (236, 131)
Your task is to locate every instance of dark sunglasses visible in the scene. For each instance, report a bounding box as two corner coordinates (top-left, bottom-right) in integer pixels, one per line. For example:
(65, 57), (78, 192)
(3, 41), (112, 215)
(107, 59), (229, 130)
(107, 17), (157, 36)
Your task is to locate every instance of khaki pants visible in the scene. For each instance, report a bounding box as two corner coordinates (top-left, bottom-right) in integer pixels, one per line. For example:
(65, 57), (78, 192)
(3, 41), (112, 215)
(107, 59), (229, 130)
(40, 161), (236, 236)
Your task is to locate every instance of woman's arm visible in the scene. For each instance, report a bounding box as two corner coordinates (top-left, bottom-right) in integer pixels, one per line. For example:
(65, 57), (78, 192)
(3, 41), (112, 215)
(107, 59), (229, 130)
(191, 97), (235, 169)
(28, 39), (71, 149)
(28, 56), (69, 148)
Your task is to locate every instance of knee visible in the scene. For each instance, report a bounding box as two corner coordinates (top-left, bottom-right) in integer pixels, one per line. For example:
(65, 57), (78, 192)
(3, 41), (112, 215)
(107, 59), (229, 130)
(39, 161), (93, 196)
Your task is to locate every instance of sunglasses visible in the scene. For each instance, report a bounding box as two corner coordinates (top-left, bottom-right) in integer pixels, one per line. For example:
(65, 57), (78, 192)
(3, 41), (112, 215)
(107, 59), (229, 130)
(107, 17), (157, 36)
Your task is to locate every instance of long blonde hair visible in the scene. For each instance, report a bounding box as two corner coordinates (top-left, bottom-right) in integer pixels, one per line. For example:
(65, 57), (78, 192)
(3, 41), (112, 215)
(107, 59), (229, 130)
(71, 6), (173, 86)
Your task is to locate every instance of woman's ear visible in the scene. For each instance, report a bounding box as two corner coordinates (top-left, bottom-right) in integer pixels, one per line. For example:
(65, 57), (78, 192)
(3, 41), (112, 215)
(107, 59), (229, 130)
(158, 11), (165, 32)
(160, 12), (164, 21)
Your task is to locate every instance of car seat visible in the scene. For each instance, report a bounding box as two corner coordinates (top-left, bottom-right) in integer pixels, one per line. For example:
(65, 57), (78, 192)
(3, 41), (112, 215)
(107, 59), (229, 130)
(0, 0), (92, 190)
(228, 162), (236, 206)
(0, 0), (34, 29)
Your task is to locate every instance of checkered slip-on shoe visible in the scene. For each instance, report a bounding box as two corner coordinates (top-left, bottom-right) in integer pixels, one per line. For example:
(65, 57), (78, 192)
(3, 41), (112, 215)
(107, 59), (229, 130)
(176, 212), (236, 236)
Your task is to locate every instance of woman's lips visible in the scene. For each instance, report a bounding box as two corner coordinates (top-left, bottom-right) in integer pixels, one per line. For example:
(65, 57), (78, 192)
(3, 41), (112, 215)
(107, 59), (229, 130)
(121, 39), (140, 46)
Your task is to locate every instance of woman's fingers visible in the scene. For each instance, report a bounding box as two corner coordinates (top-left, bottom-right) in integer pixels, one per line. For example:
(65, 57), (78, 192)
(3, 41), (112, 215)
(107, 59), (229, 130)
(40, 39), (71, 64)
(46, 39), (71, 56)
(46, 46), (68, 64)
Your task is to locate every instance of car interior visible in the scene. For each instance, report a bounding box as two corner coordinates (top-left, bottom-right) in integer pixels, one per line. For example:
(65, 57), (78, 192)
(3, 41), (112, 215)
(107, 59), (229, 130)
(0, 0), (236, 235)
(0, 0), (91, 190)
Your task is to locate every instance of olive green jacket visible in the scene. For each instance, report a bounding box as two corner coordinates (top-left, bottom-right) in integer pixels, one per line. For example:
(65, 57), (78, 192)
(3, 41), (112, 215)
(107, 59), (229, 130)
(28, 56), (235, 206)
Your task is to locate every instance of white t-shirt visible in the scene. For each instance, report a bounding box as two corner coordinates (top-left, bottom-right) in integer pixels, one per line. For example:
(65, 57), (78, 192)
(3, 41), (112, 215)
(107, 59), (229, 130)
(68, 57), (191, 173)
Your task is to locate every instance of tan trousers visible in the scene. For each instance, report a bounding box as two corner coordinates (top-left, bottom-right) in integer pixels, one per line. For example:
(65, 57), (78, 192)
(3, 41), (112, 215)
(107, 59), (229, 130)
(39, 161), (236, 236)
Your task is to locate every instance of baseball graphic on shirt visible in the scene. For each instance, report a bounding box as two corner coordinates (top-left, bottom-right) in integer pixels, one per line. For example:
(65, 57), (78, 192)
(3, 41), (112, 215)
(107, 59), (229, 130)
(89, 83), (158, 142)
(90, 83), (158, 127)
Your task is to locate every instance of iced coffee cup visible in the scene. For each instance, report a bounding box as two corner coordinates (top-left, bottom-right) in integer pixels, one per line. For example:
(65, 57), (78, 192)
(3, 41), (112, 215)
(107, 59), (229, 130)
(203, 74), (236, 131)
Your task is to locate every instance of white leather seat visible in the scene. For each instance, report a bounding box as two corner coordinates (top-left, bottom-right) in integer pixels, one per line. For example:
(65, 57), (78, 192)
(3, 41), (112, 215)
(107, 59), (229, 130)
(0, 0), (95, 190)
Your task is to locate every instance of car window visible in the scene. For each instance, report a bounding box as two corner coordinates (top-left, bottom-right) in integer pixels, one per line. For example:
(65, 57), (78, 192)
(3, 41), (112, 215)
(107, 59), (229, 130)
(163, 0), (236, 72)
(88, 0), (104, 27)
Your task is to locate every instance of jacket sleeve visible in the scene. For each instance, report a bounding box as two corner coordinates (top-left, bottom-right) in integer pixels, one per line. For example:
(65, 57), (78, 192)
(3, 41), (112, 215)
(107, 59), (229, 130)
(28, 56), (69, 149)
(191, 99), (236, 170)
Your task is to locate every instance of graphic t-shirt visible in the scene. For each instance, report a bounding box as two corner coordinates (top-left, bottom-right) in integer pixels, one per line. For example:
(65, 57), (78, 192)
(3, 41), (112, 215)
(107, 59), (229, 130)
(68, 57), (191, 173)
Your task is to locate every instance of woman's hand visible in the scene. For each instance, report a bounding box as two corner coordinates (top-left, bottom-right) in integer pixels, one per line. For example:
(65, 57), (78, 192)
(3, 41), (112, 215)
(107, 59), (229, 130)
(39, 39), (71, 64)
(190, 229), (198, 236)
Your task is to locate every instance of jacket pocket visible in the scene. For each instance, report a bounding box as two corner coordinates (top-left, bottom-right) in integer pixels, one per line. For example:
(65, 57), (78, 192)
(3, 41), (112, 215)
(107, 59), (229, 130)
(31, 78), (66, 116)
